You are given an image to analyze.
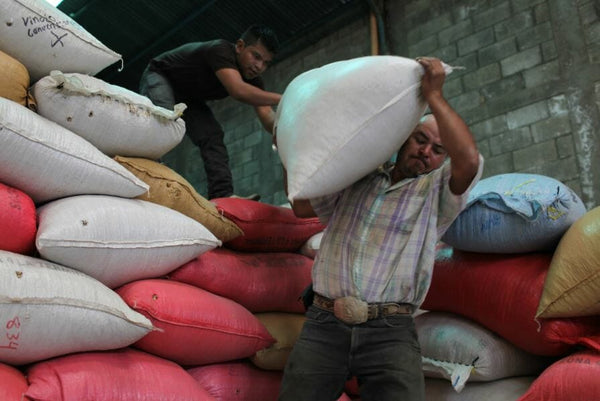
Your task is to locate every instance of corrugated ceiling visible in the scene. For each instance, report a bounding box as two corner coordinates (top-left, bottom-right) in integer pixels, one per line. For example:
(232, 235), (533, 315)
(56, 0), (371, 91)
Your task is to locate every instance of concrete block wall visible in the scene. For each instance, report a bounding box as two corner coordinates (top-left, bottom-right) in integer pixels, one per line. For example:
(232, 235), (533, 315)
(164, 0), (599, 209)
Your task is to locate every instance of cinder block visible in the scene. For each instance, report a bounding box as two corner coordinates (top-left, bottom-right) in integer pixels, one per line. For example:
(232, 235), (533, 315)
(513, 140), (557, 170)
(478, 38), (518, 65)
(531, 115), (572, 142)
(495, 11), (534, 41)
(438, 19), (473, 47)
(500, 46), (542, 76)
(463, 63), (502, 90)
(523, 60), (560, 88)
(517, 22), (553, 50)
(507, 100), (549, 129)
(473, 2), (511, 31)
(489, 127), (533, 156)
(458, 28), (495, 56)
(470, 114), (508, 140)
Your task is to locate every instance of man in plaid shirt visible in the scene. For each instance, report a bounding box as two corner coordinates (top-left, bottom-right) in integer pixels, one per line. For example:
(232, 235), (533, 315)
(278, 57), (483, 401)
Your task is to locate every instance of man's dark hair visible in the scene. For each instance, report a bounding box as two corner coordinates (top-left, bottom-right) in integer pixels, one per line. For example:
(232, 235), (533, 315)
(241, 24), (279, 54)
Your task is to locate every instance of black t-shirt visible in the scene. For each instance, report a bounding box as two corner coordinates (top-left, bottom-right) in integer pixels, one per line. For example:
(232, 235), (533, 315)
(148, 39), (264, 101)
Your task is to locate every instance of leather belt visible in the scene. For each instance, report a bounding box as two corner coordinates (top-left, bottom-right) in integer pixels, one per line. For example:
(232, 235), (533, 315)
(313, 293), (413, 323)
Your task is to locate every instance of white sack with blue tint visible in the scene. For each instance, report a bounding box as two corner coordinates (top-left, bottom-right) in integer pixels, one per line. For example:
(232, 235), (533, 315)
(275, 56), (452, 201)
(442, 173), (587, 253)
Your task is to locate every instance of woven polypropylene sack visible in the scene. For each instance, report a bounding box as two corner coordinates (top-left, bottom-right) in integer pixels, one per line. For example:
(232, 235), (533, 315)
(416, 311), (551, 392)
(211, 197), (325, 252)
(0, 49), (30, 107)
(442, 173), (587, 253)
(250, 312), (306, 370)
(425, 377), (535, 401)
(36, 195), (221, 289)
(0, 182), (36, 255)
(0, 250), (153, 365)
(116, 279), (275, 366)
(168, 248), (312, 313)
(188, 361), (282, 401)
(0, 0), (121, 83)
(34, 72), (186, 159)
(115, 156), (242, 242)
(0, 97), (148, 204)
(422, 246), (600, 356)
(275, 56), (452, 201)
(0, 362), (28, 400)
(517, 350), (600, 401)
(25, 348), (215, 401)
(536, 206), (600, 318)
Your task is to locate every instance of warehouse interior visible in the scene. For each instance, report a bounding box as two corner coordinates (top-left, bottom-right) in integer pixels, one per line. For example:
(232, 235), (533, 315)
(0, 0), (599, 400)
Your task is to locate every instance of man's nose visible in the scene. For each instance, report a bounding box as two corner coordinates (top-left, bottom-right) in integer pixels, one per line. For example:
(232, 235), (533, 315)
(419, 143), (432, 157)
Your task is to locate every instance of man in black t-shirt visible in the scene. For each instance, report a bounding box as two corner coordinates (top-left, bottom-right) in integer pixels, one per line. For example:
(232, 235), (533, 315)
(139, 25), (281, 200)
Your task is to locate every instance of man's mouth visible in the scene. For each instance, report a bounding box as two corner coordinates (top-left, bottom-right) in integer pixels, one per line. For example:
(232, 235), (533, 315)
(414, 158), (427, 170)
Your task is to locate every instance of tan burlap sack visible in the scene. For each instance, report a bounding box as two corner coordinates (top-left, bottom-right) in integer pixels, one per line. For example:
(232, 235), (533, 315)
(115, 156), (243, 243)
(0, 49), (34, 109)
(536, 206), (600, 318)
(251, 312), (306, 370)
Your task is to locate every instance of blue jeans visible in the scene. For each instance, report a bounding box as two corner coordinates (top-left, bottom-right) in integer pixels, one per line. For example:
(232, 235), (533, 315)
(279, 305), (424, 401)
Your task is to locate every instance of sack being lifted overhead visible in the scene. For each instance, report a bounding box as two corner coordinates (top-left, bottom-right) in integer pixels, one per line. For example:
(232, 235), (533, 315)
(275, 56), (453, 201)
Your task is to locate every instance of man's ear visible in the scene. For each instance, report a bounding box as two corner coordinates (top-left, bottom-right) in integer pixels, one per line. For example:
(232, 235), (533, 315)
(235, 39), (245, 54)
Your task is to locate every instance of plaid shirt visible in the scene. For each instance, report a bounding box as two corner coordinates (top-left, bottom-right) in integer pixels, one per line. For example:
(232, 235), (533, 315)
(310, 156), (483, 307)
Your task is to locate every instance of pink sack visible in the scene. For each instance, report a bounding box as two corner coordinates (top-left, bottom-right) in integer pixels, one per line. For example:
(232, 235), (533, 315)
(211, 198), (325, 252)
(0, 182), (36, 255)
(518, 350), (600, 401)
(116, 279), (275, 366)
(0, 362), (28, 401)
(422, 246), (600, 356)
(188, 361), (283, 401)
(169, 248), (312, 313)
(189, 361), (353, 401)
(25, 348), (215, 401)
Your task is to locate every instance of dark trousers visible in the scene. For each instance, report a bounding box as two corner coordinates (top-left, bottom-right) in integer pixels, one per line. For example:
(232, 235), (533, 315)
(278, 305), (425, 401)
(139, 67), (233, 199)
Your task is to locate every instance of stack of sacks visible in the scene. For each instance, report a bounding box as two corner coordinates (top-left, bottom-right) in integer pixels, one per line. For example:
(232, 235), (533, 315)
(418, 173), (599, 397)
(517, 206), (600, 400)
(1, 2), (253, 399)
(134, 197), (328, 400)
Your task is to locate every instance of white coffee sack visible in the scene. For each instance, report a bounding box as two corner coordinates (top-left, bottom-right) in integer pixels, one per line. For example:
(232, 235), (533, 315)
(36, 195), (222, 288)
(0, 97), (148, 204)
(275, 56), (452, 201)
(33, 71), (186, 159)
(0, 250), (153, 365)
(0, 0), (121, 83)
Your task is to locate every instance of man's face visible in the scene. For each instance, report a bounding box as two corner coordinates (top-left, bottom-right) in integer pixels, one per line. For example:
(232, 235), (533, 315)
(394, 116), (447, 179)
(235, 39), (274, 80)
